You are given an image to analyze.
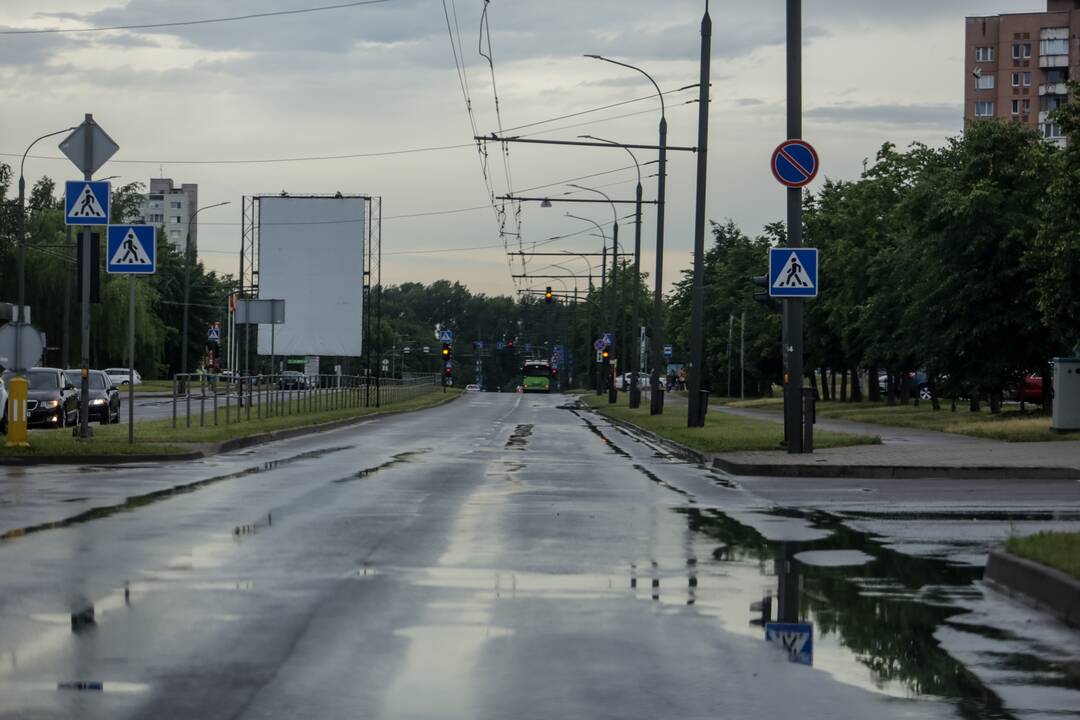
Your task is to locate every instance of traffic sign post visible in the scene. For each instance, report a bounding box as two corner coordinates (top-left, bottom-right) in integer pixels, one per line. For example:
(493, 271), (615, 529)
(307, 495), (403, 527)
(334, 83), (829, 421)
(65, 181), (110, 225)
(106, 225), (155, 444)
(438, 329), (454, 343)
(769, 248), (818, 298)
(663, 344), (673, 359)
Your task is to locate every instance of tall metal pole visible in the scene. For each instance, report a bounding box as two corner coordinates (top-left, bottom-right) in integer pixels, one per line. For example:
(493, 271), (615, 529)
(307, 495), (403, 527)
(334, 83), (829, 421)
(630, 179), (643, 406)
(727, 315), (734, 397)
(79, 114), (94, 440)
(181, 201), (230, 377)
(740, 310), (746, 401)
(128, 276), (135, 443)
(609, 220), (619, 404)
(783, 0), (805, 453)
(687, 4), (712, 428)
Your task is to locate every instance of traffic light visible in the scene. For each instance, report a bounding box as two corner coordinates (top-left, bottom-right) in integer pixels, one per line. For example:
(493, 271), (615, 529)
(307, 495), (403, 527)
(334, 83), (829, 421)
(751, 275), (779, 311)
(444, 366), (453, 379)
(544, 287), (553, 304)
(601, 347), (611, 364)
(441, 343), (451, 359)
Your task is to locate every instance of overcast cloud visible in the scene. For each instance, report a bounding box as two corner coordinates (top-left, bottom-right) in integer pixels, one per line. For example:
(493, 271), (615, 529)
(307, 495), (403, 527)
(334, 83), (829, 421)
(0, 0), (1047, 296)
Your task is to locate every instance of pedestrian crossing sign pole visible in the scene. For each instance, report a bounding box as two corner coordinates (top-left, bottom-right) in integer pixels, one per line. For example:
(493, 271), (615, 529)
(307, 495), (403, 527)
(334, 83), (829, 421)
(106, 225), (156, 445)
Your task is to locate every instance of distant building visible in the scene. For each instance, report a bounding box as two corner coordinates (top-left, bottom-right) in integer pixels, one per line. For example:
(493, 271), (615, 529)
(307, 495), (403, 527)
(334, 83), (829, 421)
(964, 0), (1079, 144)
(135, 178), (198, 252)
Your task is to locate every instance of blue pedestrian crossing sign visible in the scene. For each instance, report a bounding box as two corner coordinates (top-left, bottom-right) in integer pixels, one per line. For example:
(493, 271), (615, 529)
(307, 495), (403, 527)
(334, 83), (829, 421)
(65, 181), (110, 225)
(438, 329), (454, 343)
(765, 622), (813, 666)
(769, 248), (818, 298)
(107, 225), (156, 274)
(207, 325), (221, 342)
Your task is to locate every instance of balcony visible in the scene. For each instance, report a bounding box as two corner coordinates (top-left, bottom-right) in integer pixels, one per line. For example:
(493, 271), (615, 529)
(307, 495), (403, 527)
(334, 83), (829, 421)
(1040, 54), (1069, 68)
(1040, 82), (1069, 96)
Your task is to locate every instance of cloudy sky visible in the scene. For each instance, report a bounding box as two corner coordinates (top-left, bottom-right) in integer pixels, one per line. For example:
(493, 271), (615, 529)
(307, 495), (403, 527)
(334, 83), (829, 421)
(1, 0), (1045, 297)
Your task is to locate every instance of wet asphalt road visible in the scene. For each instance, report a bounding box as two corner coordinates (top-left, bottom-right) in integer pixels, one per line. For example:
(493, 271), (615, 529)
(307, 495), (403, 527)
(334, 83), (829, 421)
(2, 392), (1080, 720)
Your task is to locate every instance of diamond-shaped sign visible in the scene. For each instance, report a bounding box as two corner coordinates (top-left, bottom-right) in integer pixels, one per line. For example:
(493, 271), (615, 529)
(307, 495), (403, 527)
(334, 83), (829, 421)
(58, 118), (119, 176)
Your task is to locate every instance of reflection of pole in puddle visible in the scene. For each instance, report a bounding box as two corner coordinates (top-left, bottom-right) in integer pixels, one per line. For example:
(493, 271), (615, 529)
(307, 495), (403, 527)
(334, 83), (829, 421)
(776, 542), (802, 623)
(687, 557), (697, 606)
(630, 562), (637, 590)
(651, 561), (660, 601)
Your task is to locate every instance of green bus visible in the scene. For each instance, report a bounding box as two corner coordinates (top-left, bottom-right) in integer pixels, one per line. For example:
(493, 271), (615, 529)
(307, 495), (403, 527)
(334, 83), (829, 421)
(521, 360), (554, 393)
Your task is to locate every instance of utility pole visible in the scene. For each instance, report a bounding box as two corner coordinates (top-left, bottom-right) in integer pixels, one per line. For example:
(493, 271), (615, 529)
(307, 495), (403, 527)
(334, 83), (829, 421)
(687, 3), (712, 428)
(727, 315), (734, 397)
(783, 0), (805, 453)
(78, 114), (94, 440)
(740, 311), (746, 401)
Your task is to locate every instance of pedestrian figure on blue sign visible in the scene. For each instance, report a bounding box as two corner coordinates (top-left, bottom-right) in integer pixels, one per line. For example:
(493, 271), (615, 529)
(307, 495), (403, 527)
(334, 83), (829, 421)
(785, 257), (808, 287)
(77, 188), (96, 216)
(120, 233), (140, 263)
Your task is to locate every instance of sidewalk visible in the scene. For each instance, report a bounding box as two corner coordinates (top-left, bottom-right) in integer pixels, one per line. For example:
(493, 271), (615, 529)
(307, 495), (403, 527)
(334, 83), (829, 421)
(642, 392), (1080, 480)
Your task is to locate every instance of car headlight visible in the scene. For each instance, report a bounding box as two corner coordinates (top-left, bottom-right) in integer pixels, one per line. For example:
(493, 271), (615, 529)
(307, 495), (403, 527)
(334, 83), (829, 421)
(90, 398), (106, 406)
(42, 400), (59, 409)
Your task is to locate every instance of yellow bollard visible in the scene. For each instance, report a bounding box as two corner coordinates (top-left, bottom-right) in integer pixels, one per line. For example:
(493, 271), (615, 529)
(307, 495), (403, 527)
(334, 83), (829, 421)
(5, 376), (30, 447)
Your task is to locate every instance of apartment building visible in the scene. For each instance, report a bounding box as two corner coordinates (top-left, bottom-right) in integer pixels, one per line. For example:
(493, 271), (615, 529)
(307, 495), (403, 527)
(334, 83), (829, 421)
(136, 178), (199, 252)
(965, 0), (1079, 144)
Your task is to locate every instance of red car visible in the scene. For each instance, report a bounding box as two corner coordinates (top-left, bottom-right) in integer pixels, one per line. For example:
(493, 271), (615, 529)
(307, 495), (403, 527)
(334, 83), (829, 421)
(1015, 374), (1049, 403)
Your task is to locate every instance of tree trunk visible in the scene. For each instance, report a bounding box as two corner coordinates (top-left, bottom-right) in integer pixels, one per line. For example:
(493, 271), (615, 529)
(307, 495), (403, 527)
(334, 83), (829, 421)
(868, 365), (880, 402)
(819, 368), (831, 401)
(886, 372), (897, 406)
(840, 369), (849, 402)
(809, 371), (818, 396)
(970, 394), (980, 413)
(990, 389), (1001, 414)
(899, 373), (911, 406)
(852, 369), (863, 402)
(1041, 360), (1053, 415)
(929, 371), (940, 411)
(830, 368), (837, 402)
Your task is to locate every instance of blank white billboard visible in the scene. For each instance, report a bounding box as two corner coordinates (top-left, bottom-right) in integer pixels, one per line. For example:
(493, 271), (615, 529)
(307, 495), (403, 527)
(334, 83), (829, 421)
(256, 196), (365, 356)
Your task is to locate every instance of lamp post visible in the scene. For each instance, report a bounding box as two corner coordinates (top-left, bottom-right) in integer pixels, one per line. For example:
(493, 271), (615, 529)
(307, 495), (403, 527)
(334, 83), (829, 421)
(14, 128), (76, 376)
(585, 54), (668, 415)
(566, 214), (609, 395)
(180, 201), (230, 378)
(581, 134), (644, 408)
(567, 184), (620, 404)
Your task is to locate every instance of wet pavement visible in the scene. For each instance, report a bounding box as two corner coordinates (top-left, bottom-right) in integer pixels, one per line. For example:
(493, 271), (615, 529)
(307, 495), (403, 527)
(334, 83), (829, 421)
(1, 392), (1079, 719)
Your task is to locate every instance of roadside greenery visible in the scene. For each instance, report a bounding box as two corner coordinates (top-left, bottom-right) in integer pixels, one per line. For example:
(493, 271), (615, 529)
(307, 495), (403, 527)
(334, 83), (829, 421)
(1006, 532), (1080, 580)
(0, 387), (458, 458)
(579, 392), (878, 454)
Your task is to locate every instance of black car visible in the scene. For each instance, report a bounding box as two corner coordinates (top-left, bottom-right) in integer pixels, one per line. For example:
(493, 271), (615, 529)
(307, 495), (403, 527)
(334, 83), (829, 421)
(277, 371), (309, 390)
(65, 369), (121, 424)
(1, 368), (80, 428)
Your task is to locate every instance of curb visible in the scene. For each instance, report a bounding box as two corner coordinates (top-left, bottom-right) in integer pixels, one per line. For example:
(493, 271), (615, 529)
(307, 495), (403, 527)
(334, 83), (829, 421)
(0, 391), (460, 466)
(984, 549), (1080, 628)
(576, 403), (708, 465)
(710, 457), (1080, 481)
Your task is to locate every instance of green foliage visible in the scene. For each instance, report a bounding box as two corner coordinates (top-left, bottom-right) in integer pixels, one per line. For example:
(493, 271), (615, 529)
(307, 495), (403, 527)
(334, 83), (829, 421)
(1006, 532), (1080, 580)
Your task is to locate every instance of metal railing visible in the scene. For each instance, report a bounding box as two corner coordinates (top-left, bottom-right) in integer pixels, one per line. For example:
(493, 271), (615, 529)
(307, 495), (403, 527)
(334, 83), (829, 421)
(171, 373), (441, 429)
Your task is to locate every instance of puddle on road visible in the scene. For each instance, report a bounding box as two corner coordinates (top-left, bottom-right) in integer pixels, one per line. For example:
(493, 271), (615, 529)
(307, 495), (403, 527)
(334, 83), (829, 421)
(504, 424), (533, 450)
(681, 506), (1080, 720)
(333, 448), (432, 485)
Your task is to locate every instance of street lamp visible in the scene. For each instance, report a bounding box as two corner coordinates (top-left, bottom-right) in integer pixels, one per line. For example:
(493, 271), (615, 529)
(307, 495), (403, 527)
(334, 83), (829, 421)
(567, 184), (619, 403)
(13, 127), (76, 377)
(180, 201), (231, 377)
(565, 213), (609, 396)
(581, 134), (645, 408)
(585, 54), (669, 415)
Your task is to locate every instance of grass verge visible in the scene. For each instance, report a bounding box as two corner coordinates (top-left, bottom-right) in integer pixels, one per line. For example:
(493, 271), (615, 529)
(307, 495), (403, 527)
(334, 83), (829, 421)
(724, 396), (1076, 443)
(1, 388), (458, 458)
(1006, 532), (1080, 580)
(579, 392), (878, 454)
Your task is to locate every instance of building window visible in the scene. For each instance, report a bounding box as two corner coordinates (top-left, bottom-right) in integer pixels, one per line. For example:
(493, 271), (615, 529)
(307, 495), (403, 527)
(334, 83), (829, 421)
(976, 74), (995, 90)
(170, 201), (182, 209)
(1023, 71), (1032, 86)
(1046, 68), (1068, 83)
(1012, 72), (1021, 87)
(1022, 98), (1031, 114)
(1012, 43), (1022, 59)
(976, 46), (995, 62)
(170, 216), (182, 224)
(1041, 38), (1068, 55)
(1042, 122), (1064, 139)
(1042, 95), (1066, 112)
(1023, 43), (1032, 59)
(1012, 99), (1021, 115)
(975, 101), (994, 117)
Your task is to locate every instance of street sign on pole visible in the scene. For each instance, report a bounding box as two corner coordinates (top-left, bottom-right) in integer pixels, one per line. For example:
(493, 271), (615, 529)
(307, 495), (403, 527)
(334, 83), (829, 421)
(663, 344), (673, 359)
(106, 225), (156, 273)
(769, 248), (818, 298)
(59, 120), (119, 176)
(771, 139), (819, 188)
(438, 329), (454, 343)
(594, 339), (606, 352)
(0, 324), (45, 373)
(65, 181), (110, 225)
(208, 324), (221, 343)
(765, 622), (813, 666)
(602, 332), (614, 346)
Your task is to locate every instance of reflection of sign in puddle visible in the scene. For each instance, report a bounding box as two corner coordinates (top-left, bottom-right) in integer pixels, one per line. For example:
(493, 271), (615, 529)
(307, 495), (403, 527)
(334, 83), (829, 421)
(794, 550), (875, 567)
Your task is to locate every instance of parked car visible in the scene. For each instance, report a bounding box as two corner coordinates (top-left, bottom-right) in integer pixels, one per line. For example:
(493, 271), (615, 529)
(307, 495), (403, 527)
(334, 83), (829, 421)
(64, 370), (121, 424)
(878, 371), (932, 400)
(104, 367), (142, 386)
(1013, 373), (1050, 403)
(619, 372), (651, 390)
(1, 368), (80, 428)
(465, 383), (481, 392)
(277, 371), (309, 390)
(0, 374), (7, 434)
